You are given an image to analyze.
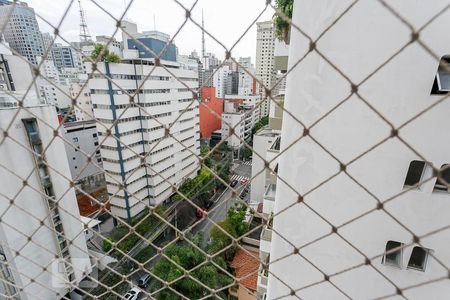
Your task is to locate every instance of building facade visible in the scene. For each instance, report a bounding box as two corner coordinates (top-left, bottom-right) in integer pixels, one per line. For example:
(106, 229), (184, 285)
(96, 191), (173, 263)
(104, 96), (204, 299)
(199, 87), (223, 139)
(268, 1), (450, 299)
(255, 21), (275, 117)
(62, 120), (104, 189)
(0, 105), (93, 300)
(212, 65), (230, 98)
(88, 58), (200, 220)
(0, 1), (44, 65)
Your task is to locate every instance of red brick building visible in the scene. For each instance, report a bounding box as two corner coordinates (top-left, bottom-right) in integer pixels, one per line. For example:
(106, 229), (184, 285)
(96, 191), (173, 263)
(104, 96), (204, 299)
(199, 87), (223, 138)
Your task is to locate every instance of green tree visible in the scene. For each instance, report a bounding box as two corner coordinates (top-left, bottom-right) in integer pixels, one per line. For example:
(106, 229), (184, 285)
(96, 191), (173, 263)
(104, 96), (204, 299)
(91, 43), (121, 63)
(273, 0), (294, 42)
(209, 203), (249, 256)
(102, 237), (113, 253)
(252, 116), (269, 135)
(150, 233), (232, 299)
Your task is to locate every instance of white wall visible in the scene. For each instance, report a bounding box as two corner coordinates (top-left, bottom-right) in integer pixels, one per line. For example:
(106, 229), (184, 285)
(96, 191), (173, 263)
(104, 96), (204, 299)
(268, 1), (450, 299)
(0, 105), (91, 300)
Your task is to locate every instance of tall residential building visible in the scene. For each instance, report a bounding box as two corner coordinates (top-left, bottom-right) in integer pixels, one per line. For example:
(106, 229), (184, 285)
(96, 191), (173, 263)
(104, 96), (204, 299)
(225, 71), (239, 95)
(212, 65), (231, 98)
(0, 1), (44, 64)
(268, 1), (450, 299)
(201, 52), (220, 70)
(255, 21), (275, 117)
(0, 45), (91, 300)
(88, 58), (200, 220)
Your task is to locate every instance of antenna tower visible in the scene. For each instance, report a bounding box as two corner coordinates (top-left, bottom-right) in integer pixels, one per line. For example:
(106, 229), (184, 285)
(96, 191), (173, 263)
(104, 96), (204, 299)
(78, 0), (92, 43)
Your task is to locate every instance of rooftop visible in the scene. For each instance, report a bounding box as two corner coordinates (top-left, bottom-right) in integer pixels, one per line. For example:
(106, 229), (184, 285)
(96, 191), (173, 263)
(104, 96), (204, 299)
(230, 249), (259, 291)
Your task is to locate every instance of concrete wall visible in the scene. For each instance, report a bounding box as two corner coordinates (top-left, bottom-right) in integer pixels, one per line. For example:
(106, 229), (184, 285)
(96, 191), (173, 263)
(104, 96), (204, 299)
(0, 105), (91, 300)
(268, 1), (450, 299)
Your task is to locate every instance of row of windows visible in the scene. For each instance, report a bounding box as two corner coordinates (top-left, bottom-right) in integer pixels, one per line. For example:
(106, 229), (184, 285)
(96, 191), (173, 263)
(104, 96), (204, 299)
(150, 144), (173, 156)
(178, 98), (195, 103)
(182, 153), (195, 162)
(93, 101), (171, 110)
(177, 77), (198, 82)
(383, 241), (430, 272)
(404, 160), (450, 192)
(97, 112), (172, 124)
(179, 117), (194, 124)
(181, 144), (196, 152)
(92, 74), (170, 81)
(98, 125), (165, 138)
(179, 107), (196, 113)
(90, 88), (170, 95)
(150, 154), (174, 167)
(182, 161), (196, 171)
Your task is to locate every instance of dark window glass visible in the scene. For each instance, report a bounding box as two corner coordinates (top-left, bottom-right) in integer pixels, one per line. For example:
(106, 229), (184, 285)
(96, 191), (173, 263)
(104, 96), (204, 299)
(383, 241), (402, 267)
(408, 247), (428, 271)
(404, 161), (425, 187)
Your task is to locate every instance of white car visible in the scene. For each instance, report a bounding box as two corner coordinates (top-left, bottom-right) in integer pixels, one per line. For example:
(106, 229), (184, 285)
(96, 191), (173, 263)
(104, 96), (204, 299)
(122, 287), (142, 300)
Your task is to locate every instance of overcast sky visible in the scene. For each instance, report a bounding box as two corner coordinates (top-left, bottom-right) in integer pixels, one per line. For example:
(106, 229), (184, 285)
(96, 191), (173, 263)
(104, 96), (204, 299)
(25, 0), (274, 63)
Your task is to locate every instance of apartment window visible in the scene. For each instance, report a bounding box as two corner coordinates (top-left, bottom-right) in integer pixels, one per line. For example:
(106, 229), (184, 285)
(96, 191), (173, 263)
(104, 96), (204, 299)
(94, 141), (99, 146)
(407, 247), (429, 271)
(433, 164), (450, 192)
(431, 56), (450, 94)
(404, 160), (426, 188)
(92, 133), (97, 138)
(97, 158), (102, 163)
(382, 241), (403, 268)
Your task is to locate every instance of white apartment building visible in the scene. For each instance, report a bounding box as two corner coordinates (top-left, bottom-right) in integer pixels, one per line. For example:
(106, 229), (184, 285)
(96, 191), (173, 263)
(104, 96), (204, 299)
(88, 58), (200, 220)
(250, 98), (283, 206)
(201, 52), (220, 71)
(95, 35), (122, 58)
(251, 96), (283, 298)
(268, 2), (450, 299)
(221, 112), (246, 151)
(0, 52), (91, 298)
(225, 94), (261, 126)
(62, 120), (104, 189)
(71, 82), (94, 122)
(255, 21), (275, 117)
(212, 65), (231, 98)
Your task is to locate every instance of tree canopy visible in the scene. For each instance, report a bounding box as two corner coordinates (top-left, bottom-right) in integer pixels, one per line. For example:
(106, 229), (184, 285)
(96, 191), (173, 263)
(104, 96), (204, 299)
(150, 233), (232, 299)
(91, 43), (121, 63)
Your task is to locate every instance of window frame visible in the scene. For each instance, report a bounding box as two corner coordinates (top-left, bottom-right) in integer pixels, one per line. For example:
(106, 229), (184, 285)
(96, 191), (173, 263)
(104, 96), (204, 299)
(404, 160), (427, 189)
(407, 246), (429, 272)
(382, 240), (403, 268)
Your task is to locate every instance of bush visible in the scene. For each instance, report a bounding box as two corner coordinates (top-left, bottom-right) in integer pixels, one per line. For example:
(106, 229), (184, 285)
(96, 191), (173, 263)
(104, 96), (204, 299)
(102, 237), (113, 253)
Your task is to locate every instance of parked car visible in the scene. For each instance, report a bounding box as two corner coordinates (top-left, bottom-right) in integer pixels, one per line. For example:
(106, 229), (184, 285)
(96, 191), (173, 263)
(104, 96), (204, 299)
(230, 180), (238, 187)
(121, 287), (142, 300)
(239, 191), (247, 199)
(240, 178), (248, 184)
(137, 273), (151, 288)
(196, 208), (207, 218)
(204, 201), (213, 209)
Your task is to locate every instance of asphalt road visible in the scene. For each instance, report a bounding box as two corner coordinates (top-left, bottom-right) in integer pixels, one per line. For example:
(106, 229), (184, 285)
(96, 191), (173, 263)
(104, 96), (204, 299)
(192, 159), (252, 244)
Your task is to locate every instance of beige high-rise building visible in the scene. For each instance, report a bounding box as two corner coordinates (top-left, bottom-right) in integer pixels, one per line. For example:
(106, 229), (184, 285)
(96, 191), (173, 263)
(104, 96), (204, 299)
(255, 21), (275, 117)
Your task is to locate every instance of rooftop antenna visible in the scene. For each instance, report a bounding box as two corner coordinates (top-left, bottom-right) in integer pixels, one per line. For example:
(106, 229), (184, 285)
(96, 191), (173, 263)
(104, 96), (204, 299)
(78, 0), (92, 43)
(201, 9), (205, 58)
